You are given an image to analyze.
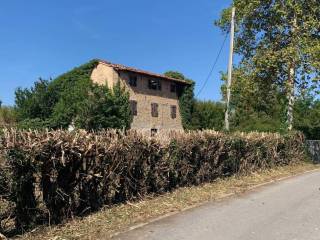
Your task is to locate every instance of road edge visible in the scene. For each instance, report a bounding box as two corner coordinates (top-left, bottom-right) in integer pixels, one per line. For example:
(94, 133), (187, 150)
(110, 167), (320, 239)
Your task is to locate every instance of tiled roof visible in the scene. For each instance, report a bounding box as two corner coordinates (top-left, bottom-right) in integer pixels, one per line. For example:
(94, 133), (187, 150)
(98, 59), (192, 85)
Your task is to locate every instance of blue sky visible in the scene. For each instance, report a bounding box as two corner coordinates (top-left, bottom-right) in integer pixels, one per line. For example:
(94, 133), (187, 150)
(0, 0), (232, 106)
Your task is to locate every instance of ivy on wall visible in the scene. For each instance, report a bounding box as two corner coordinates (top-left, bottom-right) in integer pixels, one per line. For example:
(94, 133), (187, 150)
(164, 71), (195, 130)
(15, 59), (131, 131)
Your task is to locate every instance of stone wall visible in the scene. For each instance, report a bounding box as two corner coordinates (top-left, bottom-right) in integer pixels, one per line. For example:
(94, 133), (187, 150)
(118, 71), (183, 131)
(90, 62), (184, 131)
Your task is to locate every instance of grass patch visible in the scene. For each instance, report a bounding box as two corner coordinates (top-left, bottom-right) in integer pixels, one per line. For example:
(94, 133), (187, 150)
(14, 161), (319, 240)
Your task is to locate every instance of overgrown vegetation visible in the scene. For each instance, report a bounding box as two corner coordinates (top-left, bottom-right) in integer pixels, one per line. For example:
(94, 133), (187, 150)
(218, 66), (320, 138)
(0, 129), (306, 234)
(20, 162), (317, 240)
(216, 0), (320, 135)
(191, 100), (225, 130)
(0, 105), (16, 128)
(164, 71), (225, 131)
(164, 71), (196, 129)
(14, 60), (131, 131)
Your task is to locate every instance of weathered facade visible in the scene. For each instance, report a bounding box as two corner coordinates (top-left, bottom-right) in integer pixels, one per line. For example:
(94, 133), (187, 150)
(90, 60), (191, 132)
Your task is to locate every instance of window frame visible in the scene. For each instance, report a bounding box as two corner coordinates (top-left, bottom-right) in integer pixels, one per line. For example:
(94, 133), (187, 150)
(151, 103), (159, 117)
(129, 75), (138, 87)
(170, 83), (176, 93)
(130, 100), (138, 116)
(171, 105), (177, 119)
(148, 79), (161, 91)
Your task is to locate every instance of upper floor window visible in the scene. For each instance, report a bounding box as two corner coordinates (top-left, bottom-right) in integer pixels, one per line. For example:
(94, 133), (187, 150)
(171, 105), (177, 119)
(151, 103), (159, 117)
(130, 100), (137, 116)
(148, 79), (161, 91)
(129, 75), (137, 87)
(170, 83), (176, 93)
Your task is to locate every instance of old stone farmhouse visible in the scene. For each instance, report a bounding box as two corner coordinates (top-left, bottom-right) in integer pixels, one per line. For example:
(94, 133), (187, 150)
(90, 60), (191, 132)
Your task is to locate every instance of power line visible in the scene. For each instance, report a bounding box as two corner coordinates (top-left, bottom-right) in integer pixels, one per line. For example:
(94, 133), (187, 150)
(196, 32), (229, 97)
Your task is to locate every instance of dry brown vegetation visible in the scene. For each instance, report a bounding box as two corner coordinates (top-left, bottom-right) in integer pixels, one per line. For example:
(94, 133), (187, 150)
(17, 162), (319, 240)
(0, 129), (308, 238)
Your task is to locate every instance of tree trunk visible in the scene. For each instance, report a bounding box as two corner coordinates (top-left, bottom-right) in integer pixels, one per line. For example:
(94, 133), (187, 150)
(287, 10), (297, 131)
(287, 65), (295, 131)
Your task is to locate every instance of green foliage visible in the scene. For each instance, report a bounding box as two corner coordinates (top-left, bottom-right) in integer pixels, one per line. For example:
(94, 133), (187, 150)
(14, 60), (131, 131)
(294, 96), (320, 139)
(163, 71), (186, 80)
(164, 71), (195, 129)
(220, 65), (288, 133)
(15, 78), (55, 121)
(191, 100), (225, 130)
(216, 0), (320, 130)
(76, 82), (131, 130)
(0, 106), (17, 128)
(220, 66), (320, 136)
(17, 118), (51, 130)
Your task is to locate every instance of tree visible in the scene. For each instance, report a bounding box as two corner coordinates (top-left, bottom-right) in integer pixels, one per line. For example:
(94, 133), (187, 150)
(216, 0), (320, 130)
(294, 94), (320, 139)
(220, 64), (287, 132)
(192, 100), (225, 130)
(0, 106), (16, 128)
(15, 78), (56, 121)
(75, 82), (131, 130)
(15, 60), (131, 131)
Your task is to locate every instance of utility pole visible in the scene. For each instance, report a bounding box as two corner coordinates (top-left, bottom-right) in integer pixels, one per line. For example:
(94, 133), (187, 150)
(225, 6), (236, 131)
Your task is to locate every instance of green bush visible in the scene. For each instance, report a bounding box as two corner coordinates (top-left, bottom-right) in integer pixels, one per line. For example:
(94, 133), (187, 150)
(0, 106), (16, 128)
(14, 60), (131, 131)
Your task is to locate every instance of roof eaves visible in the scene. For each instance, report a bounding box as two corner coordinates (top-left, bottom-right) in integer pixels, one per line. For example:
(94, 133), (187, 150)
(98, 59), (191, 85)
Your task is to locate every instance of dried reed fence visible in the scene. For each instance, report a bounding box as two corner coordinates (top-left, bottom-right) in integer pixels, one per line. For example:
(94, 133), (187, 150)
(0, 129), (306, 231)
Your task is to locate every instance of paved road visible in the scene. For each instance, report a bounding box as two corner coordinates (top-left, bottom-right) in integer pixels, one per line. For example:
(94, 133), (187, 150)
(114, 170), (320, 240)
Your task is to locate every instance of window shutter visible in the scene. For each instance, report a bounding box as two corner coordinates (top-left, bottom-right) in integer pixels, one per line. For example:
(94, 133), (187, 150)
(151, 103), (158, 117)
(171, 105), (177, 119)
(129, 76), (137, 87)
(130, 100), (137, 116)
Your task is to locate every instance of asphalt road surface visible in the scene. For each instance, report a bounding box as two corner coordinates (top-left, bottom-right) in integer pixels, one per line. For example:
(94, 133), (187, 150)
(114, 170), (320, 240)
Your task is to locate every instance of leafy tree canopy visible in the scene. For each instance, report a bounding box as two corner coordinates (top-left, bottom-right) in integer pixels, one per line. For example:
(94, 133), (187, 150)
(15, 60), (131, 130)
(216, 0), (320, 130)
(192, 100), (225, 131)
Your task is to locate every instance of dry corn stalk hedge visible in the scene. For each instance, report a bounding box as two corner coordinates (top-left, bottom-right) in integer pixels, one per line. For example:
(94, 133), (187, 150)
(0, 129), (306, 231)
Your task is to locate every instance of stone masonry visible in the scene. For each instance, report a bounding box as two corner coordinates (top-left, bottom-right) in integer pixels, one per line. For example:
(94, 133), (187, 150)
(90, 60), (191, 132)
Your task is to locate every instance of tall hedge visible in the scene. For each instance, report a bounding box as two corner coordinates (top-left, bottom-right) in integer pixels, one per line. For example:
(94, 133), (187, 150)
(0, 129), (306, 230)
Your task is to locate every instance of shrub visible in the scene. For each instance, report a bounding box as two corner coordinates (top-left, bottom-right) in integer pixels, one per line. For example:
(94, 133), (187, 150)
(0, 106), (16, 128)
(14, 60), (131, 131)
(0, 129), (306, 229)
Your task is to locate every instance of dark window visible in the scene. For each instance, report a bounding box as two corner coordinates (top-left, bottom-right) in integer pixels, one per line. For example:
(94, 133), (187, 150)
(171, 105), (177, 119)
(170, 83), (176, 93)
(151, 103), (159, 117)
(151, 128), (158, 137)
(129, 75), (137, 87)
(148, 79), (161, 90)
(130, 100), (137, 116)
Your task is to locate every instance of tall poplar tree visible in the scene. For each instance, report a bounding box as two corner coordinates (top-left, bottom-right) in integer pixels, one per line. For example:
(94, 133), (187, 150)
(216, 0), (320, 130)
